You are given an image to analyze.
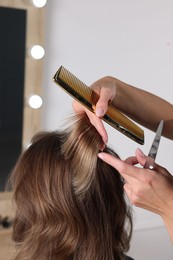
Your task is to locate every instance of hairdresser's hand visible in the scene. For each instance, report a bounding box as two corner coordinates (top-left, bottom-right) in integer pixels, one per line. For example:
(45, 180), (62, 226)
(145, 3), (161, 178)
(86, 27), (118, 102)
(98, 148), (173, 240)
(90, 76), (116, 117)
(73, 76), (116, 143)
(72, 101), (108, 143)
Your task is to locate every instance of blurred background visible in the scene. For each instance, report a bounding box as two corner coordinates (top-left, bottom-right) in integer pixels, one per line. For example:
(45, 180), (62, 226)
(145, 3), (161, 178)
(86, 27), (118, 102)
(0, 0), (173, 259)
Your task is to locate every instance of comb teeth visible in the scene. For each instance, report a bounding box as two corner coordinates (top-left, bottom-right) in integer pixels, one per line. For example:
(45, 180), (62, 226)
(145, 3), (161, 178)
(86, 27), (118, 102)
(54, 66), (98, 107)
(53, 66), (144, 145)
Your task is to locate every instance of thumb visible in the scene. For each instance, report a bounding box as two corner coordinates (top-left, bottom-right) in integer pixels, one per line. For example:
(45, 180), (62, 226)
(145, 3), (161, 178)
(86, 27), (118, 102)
(135, 148), (147, 167)
(95, 88), (114, 117)
(95, 98), (108, 117)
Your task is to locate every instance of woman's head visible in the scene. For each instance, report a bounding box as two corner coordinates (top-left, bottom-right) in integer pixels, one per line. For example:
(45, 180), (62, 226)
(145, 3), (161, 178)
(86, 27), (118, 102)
(9, 113), (132, 260)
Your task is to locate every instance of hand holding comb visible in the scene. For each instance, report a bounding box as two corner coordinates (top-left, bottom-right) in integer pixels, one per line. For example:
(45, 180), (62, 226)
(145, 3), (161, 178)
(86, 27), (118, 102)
(53, 66), (144, 144)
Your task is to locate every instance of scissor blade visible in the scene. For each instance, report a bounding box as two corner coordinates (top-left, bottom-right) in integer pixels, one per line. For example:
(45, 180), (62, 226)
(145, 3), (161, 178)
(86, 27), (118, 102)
(148, 120), (164, 159)
(144, 120), (164, 169)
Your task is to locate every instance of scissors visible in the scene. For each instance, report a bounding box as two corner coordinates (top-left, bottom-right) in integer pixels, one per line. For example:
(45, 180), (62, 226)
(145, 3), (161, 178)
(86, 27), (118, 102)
(144, 120), (164, 170)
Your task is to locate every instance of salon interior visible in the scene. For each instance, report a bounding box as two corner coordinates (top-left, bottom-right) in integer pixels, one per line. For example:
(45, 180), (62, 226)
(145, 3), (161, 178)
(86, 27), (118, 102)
(0, 0), (173, 259)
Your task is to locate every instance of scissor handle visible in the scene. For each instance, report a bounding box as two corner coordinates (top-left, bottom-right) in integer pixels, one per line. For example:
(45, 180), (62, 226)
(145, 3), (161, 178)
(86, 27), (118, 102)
(144, 156), (155, 170)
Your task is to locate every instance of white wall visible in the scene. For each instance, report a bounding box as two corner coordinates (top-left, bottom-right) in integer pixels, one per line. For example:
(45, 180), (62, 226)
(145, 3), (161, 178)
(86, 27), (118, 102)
(42, 0), (173, 259)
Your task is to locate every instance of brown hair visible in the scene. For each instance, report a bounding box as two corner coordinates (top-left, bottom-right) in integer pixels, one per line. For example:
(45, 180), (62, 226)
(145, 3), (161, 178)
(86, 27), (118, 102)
(8, 113), (132, 260)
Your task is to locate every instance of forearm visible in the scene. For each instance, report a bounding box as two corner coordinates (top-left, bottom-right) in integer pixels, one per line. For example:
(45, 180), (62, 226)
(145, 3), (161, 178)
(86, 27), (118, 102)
(163, 216), (173, 244)
(160, 195), (173, 244)
(112, 78), (173, 139)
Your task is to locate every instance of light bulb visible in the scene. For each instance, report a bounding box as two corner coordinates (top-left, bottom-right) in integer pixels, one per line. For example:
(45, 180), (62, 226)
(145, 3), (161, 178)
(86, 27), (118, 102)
(30, 45), (45, 59)
(28, 95), (43, 109)
(32, 0), (47, 8)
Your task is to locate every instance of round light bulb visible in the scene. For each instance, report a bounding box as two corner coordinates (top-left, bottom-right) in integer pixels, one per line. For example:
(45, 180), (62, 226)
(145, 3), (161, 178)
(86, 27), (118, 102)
(29, 95), (43, 109)
(32, 0), (47, 8)
(30, 45), (45, 59)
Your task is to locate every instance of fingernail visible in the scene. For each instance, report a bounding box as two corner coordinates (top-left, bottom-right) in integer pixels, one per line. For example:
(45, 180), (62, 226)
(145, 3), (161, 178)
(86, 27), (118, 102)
(96, 107), (104, 117)
(136, 148), (145, 157)
(98, 153), (104, 159)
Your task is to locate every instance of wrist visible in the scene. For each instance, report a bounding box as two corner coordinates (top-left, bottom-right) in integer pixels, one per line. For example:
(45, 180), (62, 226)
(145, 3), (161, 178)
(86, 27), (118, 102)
(161, 206), (173, 243)
(112, 78), (129, 113)
(111, 78), (122, 108)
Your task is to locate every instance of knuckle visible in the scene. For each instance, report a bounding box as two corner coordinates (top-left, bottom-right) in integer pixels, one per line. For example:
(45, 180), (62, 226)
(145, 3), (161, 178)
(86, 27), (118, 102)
(140, 171), (155, 185)
(130, 194), (140, 206)
(119, 163), (128, 174)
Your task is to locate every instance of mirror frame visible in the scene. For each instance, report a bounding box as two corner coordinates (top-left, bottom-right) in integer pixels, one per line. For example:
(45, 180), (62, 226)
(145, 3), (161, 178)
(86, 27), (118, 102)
(0, 0), (45, 150)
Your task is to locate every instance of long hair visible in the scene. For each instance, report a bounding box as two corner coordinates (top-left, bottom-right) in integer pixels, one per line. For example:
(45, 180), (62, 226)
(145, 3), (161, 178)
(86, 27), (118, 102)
(8, 113), (132, 260)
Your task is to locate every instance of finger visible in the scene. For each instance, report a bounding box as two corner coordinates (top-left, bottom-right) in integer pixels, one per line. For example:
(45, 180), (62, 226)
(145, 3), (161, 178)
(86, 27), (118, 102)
(72, 100), (84, 112)
(135, 148), (171, 178)
(98, 152), (152, 194)
(98, 152), (153, 182)
(72, 100), (108, 143)
(153, 163), (171, 177)
(95, 88), (115, 117)
(124, 156), (139, 165)
(135, 148), (147, 166)
(85, 109), (108, 143)
(98, 152), (138, 177)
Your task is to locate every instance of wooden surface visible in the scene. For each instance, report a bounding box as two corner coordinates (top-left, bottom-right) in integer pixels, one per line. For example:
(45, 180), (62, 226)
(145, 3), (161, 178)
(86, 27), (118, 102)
(0, 228), (16, 260)
(0, 192), (16, 260)
(0, 0), (45, 149)
(0, 1), (45, 257)
(0, 1), (45, 255)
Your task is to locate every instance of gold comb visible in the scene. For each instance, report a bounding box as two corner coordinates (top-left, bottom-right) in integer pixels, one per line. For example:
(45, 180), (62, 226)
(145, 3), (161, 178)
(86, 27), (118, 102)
(53, 66), (144, 144)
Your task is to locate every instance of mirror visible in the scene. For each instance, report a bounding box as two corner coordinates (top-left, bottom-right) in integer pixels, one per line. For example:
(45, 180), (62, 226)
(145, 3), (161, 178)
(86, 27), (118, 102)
(0, 0), (45, 191)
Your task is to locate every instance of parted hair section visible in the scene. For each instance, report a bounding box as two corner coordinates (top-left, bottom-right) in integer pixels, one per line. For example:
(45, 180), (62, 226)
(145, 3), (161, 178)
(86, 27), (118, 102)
(8, 113), (133, 260)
